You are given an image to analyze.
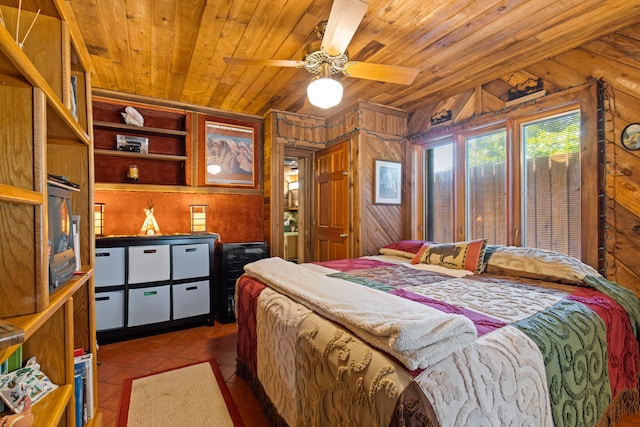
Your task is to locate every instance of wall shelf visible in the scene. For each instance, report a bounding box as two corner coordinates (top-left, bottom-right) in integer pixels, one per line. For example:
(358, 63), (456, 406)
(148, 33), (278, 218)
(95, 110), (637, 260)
(94, 120), (188, 137)
(93, 97), (190, 186)
(94, 149), (188, 162)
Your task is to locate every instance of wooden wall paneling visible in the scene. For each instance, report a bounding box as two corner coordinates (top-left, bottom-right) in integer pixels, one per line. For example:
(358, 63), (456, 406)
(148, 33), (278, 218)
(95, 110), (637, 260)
(358, 133), (407, 256)
(263, 111), (277, 254)
(523, 59), (586, 92)
(606, 252), (640, 297)
(457, 90), (481, 123)
(408, 143), (424, 240)
(350, 135), (362, 257)
(480, 81), (509, 107)
(611, 89), (640, 126)
(576, 84), (601, 270)
(553, 47), (640, 96)
(610, 148), (640, 217)
(272, 110), (325, 147)
(407, 89), (476, 135)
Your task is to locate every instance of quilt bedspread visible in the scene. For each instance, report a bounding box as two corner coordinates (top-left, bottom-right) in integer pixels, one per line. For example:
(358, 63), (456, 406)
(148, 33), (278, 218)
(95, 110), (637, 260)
(236, 255), (640, 427)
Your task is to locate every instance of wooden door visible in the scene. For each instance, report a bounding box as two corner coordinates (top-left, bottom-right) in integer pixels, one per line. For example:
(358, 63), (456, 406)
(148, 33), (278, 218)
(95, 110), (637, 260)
(314, 141), (350, 261)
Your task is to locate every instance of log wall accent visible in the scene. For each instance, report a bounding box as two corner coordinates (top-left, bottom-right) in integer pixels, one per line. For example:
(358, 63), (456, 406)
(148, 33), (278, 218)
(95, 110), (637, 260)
(407, 24), (640, 297)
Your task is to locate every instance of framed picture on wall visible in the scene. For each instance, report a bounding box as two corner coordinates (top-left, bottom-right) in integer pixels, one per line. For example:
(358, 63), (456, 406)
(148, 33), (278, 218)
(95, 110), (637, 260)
(374, 160), (401, 204)
(203, 120), (258, 187)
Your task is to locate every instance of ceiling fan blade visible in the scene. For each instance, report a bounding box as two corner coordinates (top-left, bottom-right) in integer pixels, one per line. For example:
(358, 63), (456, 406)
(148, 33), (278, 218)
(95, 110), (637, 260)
(343, 61), (419, 85)
(224, 57), (306, 68)
(321, 0), (368, 57)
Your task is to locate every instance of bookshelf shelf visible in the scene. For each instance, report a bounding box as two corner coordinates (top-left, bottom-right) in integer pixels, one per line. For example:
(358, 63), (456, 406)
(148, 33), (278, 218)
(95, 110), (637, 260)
(0, 1), (99, 425)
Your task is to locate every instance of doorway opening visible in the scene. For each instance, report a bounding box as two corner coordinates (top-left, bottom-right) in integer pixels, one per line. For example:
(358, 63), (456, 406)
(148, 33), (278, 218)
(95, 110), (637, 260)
(284, 157), (300, 262)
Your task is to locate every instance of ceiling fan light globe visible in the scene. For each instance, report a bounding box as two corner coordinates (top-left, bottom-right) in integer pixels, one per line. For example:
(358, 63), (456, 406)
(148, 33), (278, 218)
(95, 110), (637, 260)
(307, 77), (343, 109)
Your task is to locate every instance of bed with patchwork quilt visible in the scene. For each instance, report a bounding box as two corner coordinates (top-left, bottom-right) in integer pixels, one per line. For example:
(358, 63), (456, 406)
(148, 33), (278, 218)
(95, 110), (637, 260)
(235, 241), (640, 427)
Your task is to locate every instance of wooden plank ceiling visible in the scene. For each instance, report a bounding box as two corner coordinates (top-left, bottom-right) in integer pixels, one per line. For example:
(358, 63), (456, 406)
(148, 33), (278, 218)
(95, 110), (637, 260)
(68, 0), (640, 117)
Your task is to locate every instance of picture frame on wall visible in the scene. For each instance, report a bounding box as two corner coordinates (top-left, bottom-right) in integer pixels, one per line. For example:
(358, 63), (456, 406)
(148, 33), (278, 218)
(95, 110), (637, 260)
(621, 123), (640, 151)
(374, 160), (401, 204)
(203, 120), (257, 187)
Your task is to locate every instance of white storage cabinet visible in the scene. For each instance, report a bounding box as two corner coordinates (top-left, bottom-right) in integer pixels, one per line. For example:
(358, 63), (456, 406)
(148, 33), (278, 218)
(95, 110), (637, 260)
(94, 234), (217, 341)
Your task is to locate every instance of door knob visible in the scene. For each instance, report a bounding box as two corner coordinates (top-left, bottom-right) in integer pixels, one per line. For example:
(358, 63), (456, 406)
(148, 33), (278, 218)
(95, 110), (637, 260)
(340, 233), (348, 239)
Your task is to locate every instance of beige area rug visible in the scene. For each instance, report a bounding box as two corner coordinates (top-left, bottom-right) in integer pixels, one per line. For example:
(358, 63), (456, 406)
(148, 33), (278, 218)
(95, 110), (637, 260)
(117, 359), (244, 427)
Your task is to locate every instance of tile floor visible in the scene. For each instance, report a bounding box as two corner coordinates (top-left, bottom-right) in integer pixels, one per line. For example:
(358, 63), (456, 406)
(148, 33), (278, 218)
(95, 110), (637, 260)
(96, 322), (271, 427)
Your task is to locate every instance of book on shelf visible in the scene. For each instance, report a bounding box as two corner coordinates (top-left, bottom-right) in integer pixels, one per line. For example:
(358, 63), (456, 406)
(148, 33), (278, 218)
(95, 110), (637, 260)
(0, 356), (58, 412)
(0, 346), (22, 413)
(70, 75), (78, 120)
(72, 215), (81, 271)
(73, 352), (94, 424)
(74, 374), (84, 427)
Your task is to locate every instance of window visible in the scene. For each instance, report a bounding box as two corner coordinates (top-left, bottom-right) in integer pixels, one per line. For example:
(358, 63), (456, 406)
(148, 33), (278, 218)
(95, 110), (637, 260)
(465, 129), (507, 244)
(423, 108), (590, 260)
(522, 111), (581, 257)
(425, 143), (454, 242)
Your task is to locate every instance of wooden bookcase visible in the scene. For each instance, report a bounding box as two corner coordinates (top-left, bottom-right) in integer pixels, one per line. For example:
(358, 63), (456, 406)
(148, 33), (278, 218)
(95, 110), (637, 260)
(0, 1), (101, 426)
(92, 97), (190, 186)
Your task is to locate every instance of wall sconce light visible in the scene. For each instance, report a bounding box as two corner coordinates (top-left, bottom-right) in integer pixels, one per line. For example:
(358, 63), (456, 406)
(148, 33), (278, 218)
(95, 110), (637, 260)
(94, 203), (105, 236)
(190, 204), (209, 234)
(307, 63), (343, 109)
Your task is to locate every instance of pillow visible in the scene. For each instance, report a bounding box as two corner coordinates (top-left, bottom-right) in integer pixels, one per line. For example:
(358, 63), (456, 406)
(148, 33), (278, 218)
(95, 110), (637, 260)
(484, 245), (600, 284)
(411, 239), (487, 273)
(379, 240), (427, 259)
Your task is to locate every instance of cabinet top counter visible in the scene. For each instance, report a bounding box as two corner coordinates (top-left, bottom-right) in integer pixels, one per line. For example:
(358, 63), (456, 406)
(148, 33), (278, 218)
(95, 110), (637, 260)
(97, 233), (220, 246)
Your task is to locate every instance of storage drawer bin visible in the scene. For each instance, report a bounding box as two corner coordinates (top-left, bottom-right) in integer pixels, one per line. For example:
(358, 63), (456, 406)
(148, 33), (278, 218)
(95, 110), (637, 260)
(173, 280), (210, 319)
(128, 245), (170, 284)
(95, 291), (124, 331)
(172, 243), (209, 280)
(128, 285), (170, 326)
(95, 247), (125, 287)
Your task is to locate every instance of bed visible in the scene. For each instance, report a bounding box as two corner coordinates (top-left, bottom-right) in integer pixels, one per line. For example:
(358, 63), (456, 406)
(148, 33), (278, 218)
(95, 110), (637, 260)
(234, 240), (640, 427)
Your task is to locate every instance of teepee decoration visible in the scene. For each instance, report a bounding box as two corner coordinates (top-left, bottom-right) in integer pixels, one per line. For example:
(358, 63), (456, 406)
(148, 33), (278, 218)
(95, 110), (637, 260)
(139, 200), (160, 236)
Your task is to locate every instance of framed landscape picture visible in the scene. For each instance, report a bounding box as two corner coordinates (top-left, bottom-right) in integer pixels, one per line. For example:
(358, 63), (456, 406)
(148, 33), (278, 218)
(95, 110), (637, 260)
(203, 120), (257, 186)
(374, 160), (401, 204)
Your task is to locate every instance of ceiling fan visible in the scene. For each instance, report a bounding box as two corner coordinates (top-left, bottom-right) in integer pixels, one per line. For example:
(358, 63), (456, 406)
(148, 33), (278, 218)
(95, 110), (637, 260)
(224, 0), (420, 109)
